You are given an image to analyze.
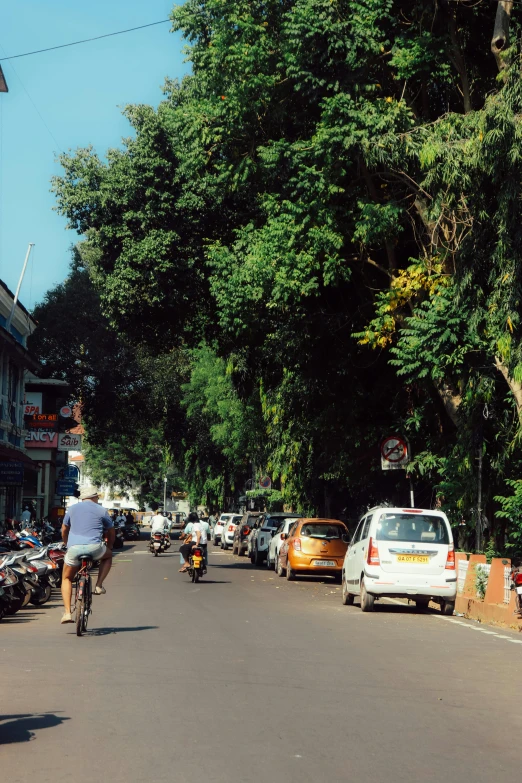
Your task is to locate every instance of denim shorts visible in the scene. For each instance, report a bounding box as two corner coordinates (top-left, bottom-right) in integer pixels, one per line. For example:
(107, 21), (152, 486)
(65, 542), (107, 567)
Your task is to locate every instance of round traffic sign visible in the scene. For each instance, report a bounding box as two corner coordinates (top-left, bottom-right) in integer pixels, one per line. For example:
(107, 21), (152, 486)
(259, 475), (272, 490)
(60, 406), (73, 418)
(381, 435), (408, 464)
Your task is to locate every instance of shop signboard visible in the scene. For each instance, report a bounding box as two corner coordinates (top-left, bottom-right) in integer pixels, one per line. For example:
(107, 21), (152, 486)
(23, 392), (42, 416)
(25, 430), (58, 448)
(0, 461), (24, 486)
(56, 479), (78, 496)
(57, 433), (82, 451)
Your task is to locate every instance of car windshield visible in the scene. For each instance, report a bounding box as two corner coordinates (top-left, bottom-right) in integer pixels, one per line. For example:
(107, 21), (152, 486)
(265, 518), (288, 528)
(376, 513), (450, 544)
(300, 524), (345, 540)
(232, 516), (242, 524)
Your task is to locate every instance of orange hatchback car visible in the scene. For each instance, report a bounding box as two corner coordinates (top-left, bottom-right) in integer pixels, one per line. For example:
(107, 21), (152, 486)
(276, 518), (349, 581)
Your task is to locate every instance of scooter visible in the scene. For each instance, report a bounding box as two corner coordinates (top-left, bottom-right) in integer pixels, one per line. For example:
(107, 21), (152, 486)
(187, 546), (206, 582)
(149, 531), (167, 556)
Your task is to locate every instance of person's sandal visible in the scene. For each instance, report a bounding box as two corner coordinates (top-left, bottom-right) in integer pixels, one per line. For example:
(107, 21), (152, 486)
(94, 586), (106, 595)
(61, 612), (73, 624)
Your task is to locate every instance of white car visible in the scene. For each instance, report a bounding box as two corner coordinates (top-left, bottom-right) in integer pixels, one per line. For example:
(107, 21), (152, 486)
(220, 514), (242, 550)
(341, 506), (457, 614)
(211, 513), (229, 545)
(266, 516), (301, 569)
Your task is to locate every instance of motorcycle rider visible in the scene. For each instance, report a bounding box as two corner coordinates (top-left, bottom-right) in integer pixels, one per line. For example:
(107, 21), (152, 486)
(150, 509), (168, 537)
(179, 511), (207, 573)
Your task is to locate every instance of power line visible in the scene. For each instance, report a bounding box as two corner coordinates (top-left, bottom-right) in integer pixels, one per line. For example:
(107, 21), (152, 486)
(0, 19), (171, 62)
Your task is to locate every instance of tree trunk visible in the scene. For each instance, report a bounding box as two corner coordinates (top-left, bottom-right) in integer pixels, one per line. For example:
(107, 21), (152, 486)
(494, 357), (522, 423)
(447, 8), (472, 113)
(491, 0), (513, 71)
(433, 379), (462, 428)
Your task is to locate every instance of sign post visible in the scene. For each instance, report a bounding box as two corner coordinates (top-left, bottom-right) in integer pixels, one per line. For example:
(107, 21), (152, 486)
(380, 435), (414, 506)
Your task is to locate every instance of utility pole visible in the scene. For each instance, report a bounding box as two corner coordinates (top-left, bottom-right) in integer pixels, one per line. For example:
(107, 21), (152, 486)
(476, 435), (483, 553)
(7, 243), (34, 332)
(163, 475), (167, 511)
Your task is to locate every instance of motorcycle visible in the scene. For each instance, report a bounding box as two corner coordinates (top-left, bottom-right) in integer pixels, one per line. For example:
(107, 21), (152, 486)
(124, 522), (140, 541)
(149, 531), (168, 556)
(510, 566), (522, 615)
(187, 546), (206, 582)
(0, 565), (19, 619)
(113, 526), (125, 550)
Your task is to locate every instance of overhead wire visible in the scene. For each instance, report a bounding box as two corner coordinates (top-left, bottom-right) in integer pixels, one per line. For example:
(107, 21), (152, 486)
(0, 19), (171, 61)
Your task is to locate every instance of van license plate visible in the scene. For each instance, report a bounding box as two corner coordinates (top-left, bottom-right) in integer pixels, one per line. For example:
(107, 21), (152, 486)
(312, 560), (336, 567)
(397, 555), (429, 564)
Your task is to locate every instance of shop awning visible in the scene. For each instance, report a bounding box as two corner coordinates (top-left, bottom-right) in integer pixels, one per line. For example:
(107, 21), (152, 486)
(0, 446), (39, 470)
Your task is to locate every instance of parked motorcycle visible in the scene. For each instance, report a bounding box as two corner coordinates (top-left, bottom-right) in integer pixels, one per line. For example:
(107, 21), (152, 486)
(511, 566), (522, 615)
(0, 565), (20, 619)
(187, 546), (206, 582)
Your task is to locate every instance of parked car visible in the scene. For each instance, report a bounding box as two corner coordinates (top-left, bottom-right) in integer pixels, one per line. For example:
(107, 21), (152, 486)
(233, 512), (263, 556)
(248, 512), (302, 566)
(266, 516), (302, 569)
(341, 506), (457, 614)
(212, 513), (230, 545)
(219, 514), (242, 550)
(277, 518), (349, 581)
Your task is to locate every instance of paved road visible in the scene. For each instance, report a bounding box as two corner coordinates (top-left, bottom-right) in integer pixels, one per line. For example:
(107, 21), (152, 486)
(2, 534), (522, 783)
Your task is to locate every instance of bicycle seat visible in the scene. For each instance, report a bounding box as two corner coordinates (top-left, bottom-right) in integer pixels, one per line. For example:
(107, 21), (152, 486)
(76, 554), (94, 565)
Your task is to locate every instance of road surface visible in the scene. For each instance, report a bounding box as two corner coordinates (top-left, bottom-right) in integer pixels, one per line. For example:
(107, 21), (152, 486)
(2, 535), (522, 782)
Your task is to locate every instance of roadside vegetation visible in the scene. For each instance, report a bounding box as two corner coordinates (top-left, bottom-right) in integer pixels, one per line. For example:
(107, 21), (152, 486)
(28, 0), (522, 555)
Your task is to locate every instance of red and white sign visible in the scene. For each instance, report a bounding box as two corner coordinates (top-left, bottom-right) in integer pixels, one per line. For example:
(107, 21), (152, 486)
(60, 406), (73, 418)
(380, 435), (410, 471)
(259, 475), (272, 490)
(57, 433), (82, 451)
(23, 392), (42, 416)
(25, 430), (58, 448)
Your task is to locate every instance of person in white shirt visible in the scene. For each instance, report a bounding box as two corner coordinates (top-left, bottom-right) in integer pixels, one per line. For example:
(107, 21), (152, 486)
(150, 511), (168, 535)
(179, 512), (208, 572)
(115, 513), (126, 528)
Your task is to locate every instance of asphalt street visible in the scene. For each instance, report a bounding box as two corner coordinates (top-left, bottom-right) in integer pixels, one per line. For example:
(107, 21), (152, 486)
(2, 533), (522, 783)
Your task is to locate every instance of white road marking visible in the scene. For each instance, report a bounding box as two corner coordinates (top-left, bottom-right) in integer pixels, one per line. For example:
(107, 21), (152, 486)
(435, 614), (522, 644)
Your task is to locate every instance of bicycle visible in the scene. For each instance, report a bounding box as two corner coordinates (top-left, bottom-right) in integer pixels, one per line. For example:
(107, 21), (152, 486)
(74, 554), (94, 636)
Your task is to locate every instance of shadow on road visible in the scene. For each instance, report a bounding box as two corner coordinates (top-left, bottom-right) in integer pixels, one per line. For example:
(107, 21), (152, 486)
(85, 625), (159, 636)
(0, 712), (70, 744)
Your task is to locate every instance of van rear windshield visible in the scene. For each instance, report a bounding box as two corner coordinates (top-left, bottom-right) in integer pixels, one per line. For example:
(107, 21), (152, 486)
(376, 514), (450, 544)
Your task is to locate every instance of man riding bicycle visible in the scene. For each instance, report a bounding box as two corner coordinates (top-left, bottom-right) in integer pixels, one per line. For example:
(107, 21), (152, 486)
(60, 485), (115, 625)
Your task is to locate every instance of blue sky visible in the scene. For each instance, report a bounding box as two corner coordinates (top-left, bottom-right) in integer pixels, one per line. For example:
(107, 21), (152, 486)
(0, 1), (188, 311)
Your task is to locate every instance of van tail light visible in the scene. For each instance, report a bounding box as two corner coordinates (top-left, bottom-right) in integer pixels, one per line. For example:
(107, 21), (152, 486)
(367, 538), (380, 566)
(228, 525), (236, 532)
(445, 545), (455, 571)
(293, 538), (302, 552)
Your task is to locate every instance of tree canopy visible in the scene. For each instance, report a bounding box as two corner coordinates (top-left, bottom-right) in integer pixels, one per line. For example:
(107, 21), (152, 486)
(37, 0), (522, 552)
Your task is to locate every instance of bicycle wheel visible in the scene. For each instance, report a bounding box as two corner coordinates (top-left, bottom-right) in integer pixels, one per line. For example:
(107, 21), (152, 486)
(75, 577), (86, 636)
(82, 576), (92, 633)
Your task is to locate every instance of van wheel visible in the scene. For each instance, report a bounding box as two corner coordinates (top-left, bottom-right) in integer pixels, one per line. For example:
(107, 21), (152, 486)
(342, 577), (354, 606)
(441, 600), (455, 616)
(286, 562), (295, 581)
(360, 580), (375, 612)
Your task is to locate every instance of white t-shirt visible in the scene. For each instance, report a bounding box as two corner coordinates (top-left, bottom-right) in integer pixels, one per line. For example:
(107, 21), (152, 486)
(191, 521), (207, 545)
(151, 514), (167, 533)
(116, 515), (126, 527)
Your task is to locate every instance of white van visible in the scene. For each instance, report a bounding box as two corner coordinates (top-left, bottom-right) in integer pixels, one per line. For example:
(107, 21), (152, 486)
(341, 507), (457, 614)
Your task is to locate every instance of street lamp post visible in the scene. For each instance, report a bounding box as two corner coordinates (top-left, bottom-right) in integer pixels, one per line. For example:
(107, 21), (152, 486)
(163, 476), (167, 511)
